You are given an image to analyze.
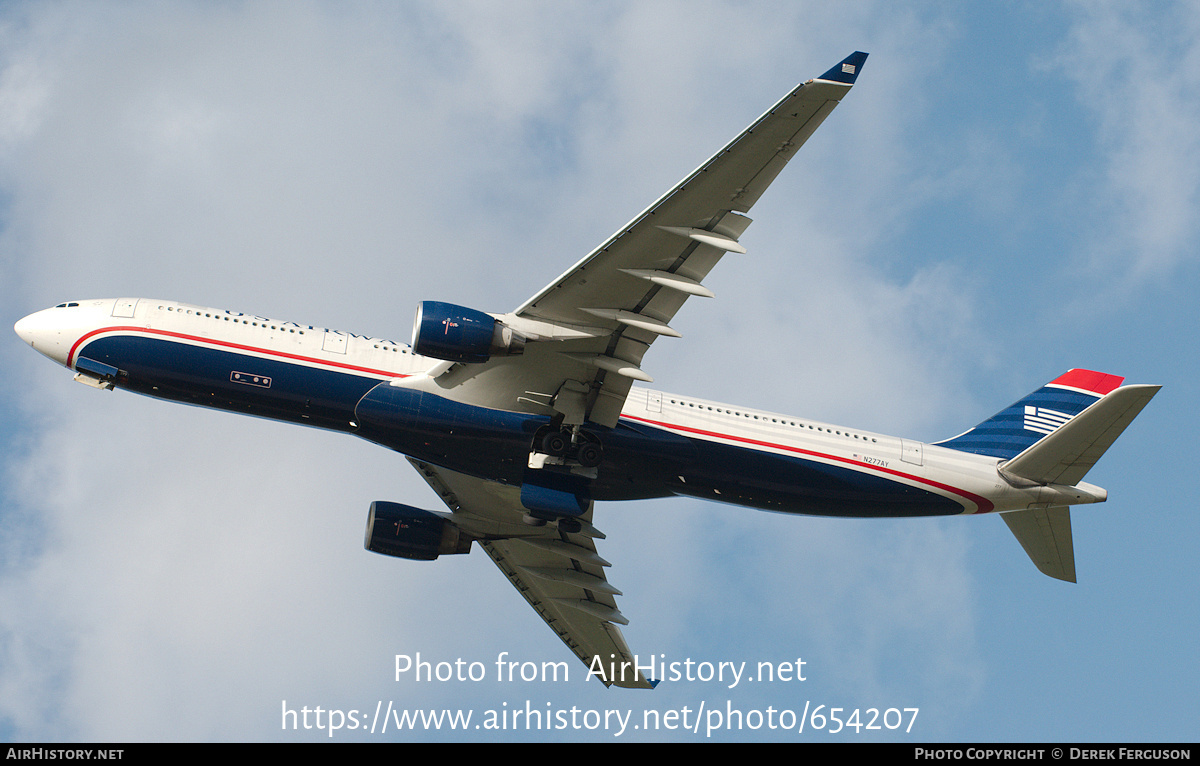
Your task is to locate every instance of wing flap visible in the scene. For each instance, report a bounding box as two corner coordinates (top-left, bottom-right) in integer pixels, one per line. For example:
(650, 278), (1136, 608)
(482, 538), (653, 689)
(509, 62), (864, 425)
(516, 73), (863, 327)
(727, 98), (840, 212)
(416, 53), (866, 426)
(407, 459), (654, 689)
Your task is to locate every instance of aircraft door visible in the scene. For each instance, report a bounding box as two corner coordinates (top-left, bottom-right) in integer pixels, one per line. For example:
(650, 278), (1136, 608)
(322, 330), (348, 354)
(112, 298), (139, 318)
(900, 438), (924, 466)
(646, 391), (662, 413)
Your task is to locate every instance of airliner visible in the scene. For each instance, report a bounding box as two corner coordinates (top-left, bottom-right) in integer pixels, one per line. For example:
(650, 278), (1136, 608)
(13, 53), (1158, 688)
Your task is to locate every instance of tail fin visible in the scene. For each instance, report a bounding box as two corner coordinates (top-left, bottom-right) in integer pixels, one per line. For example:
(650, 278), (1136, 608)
(940, 370), (1160, 583)
(936, 369), (1128, 461)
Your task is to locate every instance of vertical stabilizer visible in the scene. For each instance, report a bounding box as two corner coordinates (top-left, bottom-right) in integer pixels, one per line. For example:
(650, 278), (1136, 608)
(936, 369), (1125, 460)
(941, 370), (1159, 583)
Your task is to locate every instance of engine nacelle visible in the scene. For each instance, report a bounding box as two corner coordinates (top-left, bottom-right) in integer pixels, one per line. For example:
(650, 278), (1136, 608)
(364, 501), (472, 561)
(412, 301), (525, 363)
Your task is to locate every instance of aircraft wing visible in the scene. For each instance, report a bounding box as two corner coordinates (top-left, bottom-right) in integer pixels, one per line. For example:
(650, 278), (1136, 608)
(407, 458), (654, 688)
(412, 52), (867, 427)
(398, 54), (866, 685)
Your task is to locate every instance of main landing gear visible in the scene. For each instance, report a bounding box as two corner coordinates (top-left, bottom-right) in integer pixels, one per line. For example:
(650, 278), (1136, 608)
(531, 425), (603, 468)
(522, 424), (602, 531)
(519, 513), (587, 534)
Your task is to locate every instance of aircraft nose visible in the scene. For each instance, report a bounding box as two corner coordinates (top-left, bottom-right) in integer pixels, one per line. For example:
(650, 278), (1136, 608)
(14, 311), (44, 346)
(14, 308), (72, 366)
(14, 314), (33, 344)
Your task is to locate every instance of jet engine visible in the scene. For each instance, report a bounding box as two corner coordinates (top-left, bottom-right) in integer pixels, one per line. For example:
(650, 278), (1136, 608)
(411, 301), (525, 363)
(364, 501), (473, 561)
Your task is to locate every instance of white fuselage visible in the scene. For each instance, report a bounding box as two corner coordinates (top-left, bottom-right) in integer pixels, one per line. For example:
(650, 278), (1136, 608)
(15, 297), (1104, 519)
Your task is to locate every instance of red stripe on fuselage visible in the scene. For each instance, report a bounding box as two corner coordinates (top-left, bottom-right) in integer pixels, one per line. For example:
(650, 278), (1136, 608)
(621, 413), (994, 513)
(68, 325), (406, 380)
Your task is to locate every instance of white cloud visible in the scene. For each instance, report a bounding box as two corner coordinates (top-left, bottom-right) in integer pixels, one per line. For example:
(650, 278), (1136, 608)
(1058, 2), (1200, 281)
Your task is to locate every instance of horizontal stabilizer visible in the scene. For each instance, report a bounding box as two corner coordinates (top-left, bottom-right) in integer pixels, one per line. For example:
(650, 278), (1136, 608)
(1001, 506), (1076, 582)
(1000, 384), (1160, 486)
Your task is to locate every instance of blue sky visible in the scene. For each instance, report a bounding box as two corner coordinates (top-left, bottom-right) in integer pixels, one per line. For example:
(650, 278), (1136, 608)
(1, 1), (1196, 742)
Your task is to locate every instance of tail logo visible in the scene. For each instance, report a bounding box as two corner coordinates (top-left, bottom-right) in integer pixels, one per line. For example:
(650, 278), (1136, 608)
(1024, 405), (1073, 435)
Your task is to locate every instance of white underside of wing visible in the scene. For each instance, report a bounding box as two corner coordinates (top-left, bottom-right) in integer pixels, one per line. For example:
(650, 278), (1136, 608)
(406, 458), (654, 689)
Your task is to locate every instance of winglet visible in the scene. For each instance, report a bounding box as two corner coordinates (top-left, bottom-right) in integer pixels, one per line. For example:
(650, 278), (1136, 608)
(818, 51), (868, 85)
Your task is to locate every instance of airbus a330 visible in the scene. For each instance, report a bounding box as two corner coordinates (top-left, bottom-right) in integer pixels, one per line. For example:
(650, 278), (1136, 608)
(14, 53), (1159, 688)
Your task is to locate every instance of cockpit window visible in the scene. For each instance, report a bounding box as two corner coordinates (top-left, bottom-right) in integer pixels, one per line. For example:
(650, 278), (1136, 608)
(53, 302), (80, 308)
